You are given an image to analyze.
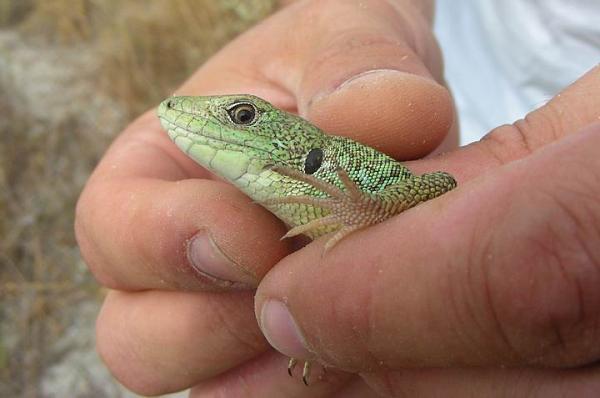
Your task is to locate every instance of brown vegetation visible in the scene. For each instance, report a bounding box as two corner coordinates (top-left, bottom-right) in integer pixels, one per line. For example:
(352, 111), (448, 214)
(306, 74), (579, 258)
(0, 1), (278, 396)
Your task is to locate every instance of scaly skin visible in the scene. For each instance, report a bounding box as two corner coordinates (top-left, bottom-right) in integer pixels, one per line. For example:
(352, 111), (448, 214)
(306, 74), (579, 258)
(157, 94), (457, 384)
(157, 94), (456, 248)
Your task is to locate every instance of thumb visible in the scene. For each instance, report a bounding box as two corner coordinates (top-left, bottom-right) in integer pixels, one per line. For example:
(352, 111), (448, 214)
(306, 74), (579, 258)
(180, 0), (455, 159)
(254, 66), (600, 372)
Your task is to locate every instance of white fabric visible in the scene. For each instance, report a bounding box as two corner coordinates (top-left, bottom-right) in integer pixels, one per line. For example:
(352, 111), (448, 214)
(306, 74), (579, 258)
(434, 0), (600, 144)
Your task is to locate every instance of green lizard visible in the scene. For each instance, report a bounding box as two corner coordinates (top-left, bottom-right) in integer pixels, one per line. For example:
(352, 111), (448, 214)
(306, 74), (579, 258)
(157, 94), (457, 384)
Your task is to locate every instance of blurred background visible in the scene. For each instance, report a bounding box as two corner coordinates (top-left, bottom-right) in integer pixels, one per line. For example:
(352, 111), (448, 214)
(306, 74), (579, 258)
(3, 0), (598, 396)
(0, 1), (283, 396)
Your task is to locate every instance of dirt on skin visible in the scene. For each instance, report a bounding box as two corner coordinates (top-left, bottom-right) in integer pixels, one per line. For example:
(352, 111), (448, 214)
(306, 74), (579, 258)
(0, 1), (279, 396)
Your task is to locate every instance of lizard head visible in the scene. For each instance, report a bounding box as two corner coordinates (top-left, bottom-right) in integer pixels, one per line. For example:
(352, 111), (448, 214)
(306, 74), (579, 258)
(157, 94), (330, 181)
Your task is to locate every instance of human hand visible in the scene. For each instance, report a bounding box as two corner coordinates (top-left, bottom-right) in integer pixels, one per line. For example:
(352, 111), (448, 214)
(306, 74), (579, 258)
(255, 65), (600, 397)
(75, 0), (453, 396)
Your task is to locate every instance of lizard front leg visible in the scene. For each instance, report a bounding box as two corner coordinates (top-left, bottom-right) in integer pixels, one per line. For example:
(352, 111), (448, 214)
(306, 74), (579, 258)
(263, 166), (457, 252)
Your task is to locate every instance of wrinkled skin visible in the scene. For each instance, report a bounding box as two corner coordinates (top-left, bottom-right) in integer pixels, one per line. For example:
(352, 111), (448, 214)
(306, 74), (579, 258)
(75, 0), (600, 396)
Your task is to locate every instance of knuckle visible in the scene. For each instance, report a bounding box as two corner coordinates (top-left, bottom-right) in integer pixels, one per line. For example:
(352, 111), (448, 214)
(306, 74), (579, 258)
(306, 28), (405, 76)
(514, 105), (564, 147)
(295, 0), (410, 58)
(300, 0), (349, 13)
(481, 103), (568, 165)
(74, 182), (121, 288)
(480, 123), (535, 164)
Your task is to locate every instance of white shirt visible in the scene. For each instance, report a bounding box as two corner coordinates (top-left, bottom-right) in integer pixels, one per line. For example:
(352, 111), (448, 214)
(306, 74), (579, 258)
(435, 0), (600, 144)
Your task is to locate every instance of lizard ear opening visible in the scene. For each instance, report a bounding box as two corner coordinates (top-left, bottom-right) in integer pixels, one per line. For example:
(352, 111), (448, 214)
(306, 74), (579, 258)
(304, 148), (324, 174)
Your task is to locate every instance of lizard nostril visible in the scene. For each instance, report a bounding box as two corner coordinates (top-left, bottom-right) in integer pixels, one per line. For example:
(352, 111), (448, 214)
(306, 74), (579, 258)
(165, 99), (174, 109)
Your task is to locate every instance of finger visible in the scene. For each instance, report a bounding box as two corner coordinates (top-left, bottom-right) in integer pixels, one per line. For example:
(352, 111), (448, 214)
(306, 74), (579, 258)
(333, 378), (386, 398)
(75, 114), (290, 291)
(255, 122), (600, 371)
(190, 351), (354, 398)
(96, 289), (268, 395)
(411, 65), (600, 182)
(363, 366), (600, 398)
(180, 0), (455, 159)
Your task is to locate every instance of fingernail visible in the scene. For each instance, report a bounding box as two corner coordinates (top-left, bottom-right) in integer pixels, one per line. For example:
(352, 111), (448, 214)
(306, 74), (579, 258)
(308, 69), (404, 110)
(336, 69), (403, 91)
(187, 231), (257, 288)
(260, 299), (311, 358)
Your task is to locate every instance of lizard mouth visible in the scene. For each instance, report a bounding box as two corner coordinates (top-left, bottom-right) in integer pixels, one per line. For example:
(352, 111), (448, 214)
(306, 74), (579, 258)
(158, 115), (275, 158)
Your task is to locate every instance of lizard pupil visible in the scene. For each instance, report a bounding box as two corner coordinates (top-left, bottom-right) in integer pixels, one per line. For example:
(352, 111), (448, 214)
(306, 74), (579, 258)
(228, 103), (256, 125)
(304, 148), (324, 174)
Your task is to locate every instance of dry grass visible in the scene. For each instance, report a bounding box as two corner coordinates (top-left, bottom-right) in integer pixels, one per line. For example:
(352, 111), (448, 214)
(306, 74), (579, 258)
(0, 1), (279, 396)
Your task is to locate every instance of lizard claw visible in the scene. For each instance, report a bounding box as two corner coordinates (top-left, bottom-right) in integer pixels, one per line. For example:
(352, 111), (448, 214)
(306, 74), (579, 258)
(288, 357), (297, 377)
(288, 357), (313, 386)
(302, 361), (312, 386)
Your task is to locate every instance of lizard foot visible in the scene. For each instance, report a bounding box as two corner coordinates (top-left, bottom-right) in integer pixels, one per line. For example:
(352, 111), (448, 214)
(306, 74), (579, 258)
(288, 357), (321, 386)
(263, 166), (386, 252)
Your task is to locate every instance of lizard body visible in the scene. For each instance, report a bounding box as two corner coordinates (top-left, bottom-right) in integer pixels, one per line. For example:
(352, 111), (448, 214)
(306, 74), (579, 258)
(157, 94), (456, 251)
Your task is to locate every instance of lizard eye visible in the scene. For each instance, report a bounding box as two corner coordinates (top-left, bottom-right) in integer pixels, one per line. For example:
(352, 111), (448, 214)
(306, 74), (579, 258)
(304, 148), (324, 174)
(227, 103), (256, 125)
